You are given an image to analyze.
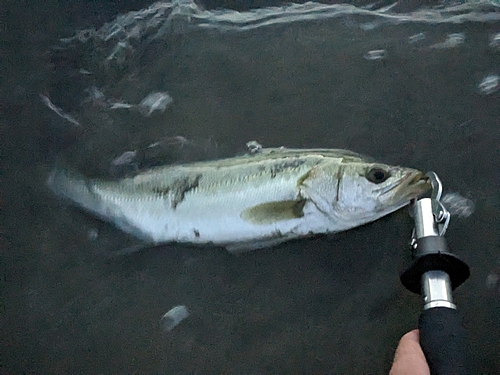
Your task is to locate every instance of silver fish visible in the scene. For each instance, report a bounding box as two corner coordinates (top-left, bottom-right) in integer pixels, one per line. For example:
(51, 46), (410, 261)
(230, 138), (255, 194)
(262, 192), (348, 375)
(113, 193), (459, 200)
(47, 145), (430, 252)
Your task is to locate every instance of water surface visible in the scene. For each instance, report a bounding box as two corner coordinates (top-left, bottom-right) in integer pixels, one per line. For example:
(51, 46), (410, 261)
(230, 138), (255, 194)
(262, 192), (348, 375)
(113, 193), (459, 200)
(2, 0), (499, 373)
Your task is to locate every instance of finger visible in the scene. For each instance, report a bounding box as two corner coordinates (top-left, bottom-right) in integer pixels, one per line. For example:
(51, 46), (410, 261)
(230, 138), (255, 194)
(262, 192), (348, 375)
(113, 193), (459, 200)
(389, 329), (430, 375)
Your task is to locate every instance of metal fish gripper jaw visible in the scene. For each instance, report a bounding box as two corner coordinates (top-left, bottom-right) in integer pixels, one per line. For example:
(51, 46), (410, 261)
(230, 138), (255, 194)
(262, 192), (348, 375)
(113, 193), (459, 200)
(400, 171), (471, 375)
(401, 171), (470, 305)
(401, 172), (470, 302)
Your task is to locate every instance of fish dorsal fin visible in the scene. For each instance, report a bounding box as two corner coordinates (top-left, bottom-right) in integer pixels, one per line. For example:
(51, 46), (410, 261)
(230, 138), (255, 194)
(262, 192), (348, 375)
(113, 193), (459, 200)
(240, 199), (306, 225)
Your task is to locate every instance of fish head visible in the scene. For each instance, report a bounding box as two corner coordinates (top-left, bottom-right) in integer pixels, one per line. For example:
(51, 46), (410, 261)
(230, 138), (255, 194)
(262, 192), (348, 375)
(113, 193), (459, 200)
(333, 162), (431, 227)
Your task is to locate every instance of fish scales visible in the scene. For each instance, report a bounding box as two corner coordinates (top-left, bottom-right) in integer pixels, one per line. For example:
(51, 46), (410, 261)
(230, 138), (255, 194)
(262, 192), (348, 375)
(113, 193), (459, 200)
(48, 147), (429, 252)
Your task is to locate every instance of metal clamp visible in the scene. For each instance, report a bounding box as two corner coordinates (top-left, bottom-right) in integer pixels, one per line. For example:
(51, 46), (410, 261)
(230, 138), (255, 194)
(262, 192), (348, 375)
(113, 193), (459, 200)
(409, 172), (450, 247)
(400, 171), (470, 375)
(401, 171), (470, 301)
(426, 172), (450, 236)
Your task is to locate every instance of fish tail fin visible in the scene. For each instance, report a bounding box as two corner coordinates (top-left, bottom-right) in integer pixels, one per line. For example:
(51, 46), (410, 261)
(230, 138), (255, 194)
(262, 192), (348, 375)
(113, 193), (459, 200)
(47, 168), (101, 214)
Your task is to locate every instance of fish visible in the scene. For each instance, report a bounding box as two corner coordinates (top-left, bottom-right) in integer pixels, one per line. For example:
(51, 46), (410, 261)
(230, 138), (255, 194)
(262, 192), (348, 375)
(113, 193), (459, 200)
(47, 144), (430, 252)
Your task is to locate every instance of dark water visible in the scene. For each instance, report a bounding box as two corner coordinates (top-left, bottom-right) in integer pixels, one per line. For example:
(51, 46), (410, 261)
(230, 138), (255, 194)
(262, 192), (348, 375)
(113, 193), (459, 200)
(2, 1), (499, 374)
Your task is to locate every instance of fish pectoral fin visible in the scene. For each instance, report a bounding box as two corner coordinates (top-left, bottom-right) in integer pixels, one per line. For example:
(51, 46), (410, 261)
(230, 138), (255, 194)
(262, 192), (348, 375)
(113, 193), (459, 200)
(240, 199), (306, 225)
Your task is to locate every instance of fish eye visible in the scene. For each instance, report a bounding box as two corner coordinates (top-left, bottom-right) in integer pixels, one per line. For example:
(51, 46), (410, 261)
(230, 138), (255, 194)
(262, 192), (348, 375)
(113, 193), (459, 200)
(366, 168), (390, 184)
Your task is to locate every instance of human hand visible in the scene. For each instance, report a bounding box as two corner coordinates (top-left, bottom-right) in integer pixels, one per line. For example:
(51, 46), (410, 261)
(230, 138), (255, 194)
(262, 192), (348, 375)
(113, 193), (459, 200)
(389, 329), (430, 375)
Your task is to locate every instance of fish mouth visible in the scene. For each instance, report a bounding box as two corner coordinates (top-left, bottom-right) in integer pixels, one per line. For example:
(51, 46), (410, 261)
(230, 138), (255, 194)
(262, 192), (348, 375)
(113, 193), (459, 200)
(377, 170), (431, 204)
(407, 170), (431, 188)
(395, 170), (432, 201)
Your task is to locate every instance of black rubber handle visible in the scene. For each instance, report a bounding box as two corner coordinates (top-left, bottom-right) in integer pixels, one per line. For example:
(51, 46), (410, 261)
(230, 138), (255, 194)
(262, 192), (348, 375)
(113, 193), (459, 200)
(418, 307), (469, 375)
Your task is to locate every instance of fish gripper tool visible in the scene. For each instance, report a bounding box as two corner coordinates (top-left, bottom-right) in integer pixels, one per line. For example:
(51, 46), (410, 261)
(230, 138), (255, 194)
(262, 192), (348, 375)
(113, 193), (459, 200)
(400, 171), (470, 375)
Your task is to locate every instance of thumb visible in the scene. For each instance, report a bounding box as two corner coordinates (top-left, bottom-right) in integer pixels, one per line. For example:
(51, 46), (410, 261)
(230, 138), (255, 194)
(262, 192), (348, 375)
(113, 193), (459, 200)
(389, 329), (430, 375)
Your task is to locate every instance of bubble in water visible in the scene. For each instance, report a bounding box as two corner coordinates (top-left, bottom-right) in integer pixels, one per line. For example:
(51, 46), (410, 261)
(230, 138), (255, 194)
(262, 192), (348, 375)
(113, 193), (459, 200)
(486, 273), (499, 289)
(246, 140), (263, 154)
(478, 74), (500, 94)
(139, 92), (173, 116)
(363, 50), (386, 60)
(109, 102), (133, 109)
(359, 22), (378, 31)
(489, 33), (500, 49)
(88, 228), (99, 241)
(160, 305), (190, 332)
(430, 33), (465, 49)
(111, 151), (137, 166)
(110, 151), (139, 177)
(408, 32), (425, 44)
(441, 192), (475, 218)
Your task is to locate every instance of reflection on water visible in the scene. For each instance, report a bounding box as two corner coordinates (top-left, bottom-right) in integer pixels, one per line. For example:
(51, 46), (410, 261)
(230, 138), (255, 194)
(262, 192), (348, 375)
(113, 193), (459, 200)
(2, 0), (499, 373)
